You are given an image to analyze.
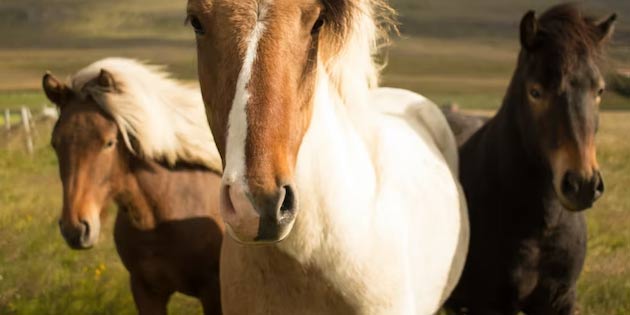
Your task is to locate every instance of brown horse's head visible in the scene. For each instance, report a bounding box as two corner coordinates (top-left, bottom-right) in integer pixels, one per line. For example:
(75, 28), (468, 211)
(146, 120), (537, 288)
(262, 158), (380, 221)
(514, 4), (615, 211)
(187, 0), (388, 243)
(43, 71), (125, 249)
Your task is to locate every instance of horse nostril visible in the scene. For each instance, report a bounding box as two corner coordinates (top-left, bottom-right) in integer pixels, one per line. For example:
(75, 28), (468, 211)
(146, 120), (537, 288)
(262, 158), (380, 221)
(79, 220), (90, 242)
(561, 172), (579, 196)
(279, 184), (297, 217)
(594, 171), (605, 199)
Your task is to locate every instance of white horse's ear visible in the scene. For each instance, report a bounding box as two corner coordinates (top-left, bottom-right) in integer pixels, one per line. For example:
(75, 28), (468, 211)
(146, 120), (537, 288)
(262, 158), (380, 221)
(596, 13), (617, 43)
(520, 10), (539, 51)
(42, 72), (71, 107)
(97, 69), (117, 89)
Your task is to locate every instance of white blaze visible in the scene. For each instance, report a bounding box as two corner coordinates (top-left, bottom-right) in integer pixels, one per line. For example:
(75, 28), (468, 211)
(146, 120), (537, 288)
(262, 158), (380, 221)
(223, 2), (271, 186)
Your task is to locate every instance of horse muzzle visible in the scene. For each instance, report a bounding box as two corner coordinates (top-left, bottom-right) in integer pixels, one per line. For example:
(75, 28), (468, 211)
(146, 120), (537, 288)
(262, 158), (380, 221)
(58, 215), (100, 250)
(220, 181), (298, 244)
(558, 170), (604, 211)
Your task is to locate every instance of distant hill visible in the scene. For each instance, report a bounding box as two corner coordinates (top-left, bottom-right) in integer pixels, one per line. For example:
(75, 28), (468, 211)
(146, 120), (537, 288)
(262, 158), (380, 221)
(391, 0), (630, 43)
(0, 0), (191, 48)
(1, 0), (628, 48)
(0, 0), (628, 109)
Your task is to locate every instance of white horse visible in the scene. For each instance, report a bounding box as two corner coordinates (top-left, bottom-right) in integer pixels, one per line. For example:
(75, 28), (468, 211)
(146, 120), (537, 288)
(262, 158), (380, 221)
(186, 0), (469, 314)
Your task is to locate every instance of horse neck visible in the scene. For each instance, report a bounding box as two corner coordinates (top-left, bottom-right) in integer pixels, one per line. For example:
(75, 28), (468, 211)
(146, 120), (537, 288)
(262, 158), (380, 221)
(472, 76), (550, 199)
(115, 157), (215, 230)
(278, 72), (378, 262)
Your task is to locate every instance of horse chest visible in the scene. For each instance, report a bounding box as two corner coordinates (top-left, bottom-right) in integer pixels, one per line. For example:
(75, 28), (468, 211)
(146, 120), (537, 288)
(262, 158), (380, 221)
(453, 181), (587, 311)
(113, 213), (222, 297)
(509, 221), (587, 308)
(220, 238), (360, 315)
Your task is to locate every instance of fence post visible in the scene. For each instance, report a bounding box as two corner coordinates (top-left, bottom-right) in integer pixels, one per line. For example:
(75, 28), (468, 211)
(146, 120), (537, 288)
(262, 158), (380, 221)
(21, 106), (33, 154)
(27, 107), (38, 140)
(3, 109), (10, 131)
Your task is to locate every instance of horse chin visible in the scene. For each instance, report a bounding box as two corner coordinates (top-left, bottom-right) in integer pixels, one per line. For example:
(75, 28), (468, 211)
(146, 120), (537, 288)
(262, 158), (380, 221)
(553, 186), (591, 212)
(225, 220), (295, 246)
(225, 224), (257, 245)
(65, 240), (94, 251)
(557, 198), (587, 212)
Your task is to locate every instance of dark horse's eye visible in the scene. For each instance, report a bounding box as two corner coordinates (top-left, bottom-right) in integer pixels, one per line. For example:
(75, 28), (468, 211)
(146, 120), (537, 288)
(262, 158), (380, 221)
(597, 88), (605, 96)
(529, 89), (542, 99)
(104, 139), (116, 149)
(188, 16), (205, 35)
(311, 16), (325, 35)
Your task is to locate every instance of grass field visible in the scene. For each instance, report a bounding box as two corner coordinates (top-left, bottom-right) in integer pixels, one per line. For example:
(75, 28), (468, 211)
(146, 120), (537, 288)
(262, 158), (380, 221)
(1, 113), (628, 315)
(0, 0), (629, 314)
(0, 122), (204, 314)
(0, 114), (21, 128)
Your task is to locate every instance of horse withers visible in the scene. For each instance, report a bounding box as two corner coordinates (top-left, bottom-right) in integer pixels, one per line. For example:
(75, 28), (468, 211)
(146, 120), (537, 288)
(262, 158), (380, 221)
(42, 58), (224, 315)
(446, 4), (615, 315)
(440, 104), (490, 146)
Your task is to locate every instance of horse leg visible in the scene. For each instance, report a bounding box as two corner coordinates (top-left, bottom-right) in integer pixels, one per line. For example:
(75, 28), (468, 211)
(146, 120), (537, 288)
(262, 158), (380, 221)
(532, 290), (577, 315)
(130, 276), (171, 315)
(200, 284), (222, 315)
(553, 287), (577, 315)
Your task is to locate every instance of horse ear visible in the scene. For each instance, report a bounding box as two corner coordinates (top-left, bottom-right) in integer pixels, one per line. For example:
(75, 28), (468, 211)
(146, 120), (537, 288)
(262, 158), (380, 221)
(596, 13), (617, 43)
(42, 72), (71, 107)
(97, 69), (116, 89)
(520, 10), (539, 51)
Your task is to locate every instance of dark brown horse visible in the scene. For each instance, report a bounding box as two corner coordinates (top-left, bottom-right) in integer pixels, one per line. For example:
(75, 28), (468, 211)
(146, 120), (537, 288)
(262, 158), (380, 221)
(445, 4), (616, 315)
(42, 58), (224, 315)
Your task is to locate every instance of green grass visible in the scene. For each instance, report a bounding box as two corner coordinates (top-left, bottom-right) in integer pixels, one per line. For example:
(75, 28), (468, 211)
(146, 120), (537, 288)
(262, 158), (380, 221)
(0, 92), (47, 110)
(577, 113), (630, 315)
(3, 36), (626, 111)
(382, 37), (630, 110)
(609, 73), (630, 98)
(0, 92), (50, 128)
(1, 114), (629, 314)
(0, 114), (21, 127)
(0, 123), (203, 315)
(0, 1), (629, 314)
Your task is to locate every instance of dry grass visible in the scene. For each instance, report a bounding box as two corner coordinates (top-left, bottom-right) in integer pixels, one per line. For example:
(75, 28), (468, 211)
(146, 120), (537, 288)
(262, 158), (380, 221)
(577, 113), (630, 315)
(0, 122), (203, 314)
(1, 113), (628, 314)
(0, 0), (628, 314)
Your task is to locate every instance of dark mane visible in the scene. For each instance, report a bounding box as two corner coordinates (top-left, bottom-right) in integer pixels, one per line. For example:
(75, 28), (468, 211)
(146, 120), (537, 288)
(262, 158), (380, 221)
(537, 4), (608, 72)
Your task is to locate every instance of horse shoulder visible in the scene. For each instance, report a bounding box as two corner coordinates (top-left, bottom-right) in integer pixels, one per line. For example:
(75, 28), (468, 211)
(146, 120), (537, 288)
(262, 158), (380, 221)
(368, 87), (469, 311)
(369, 87), (459, 175)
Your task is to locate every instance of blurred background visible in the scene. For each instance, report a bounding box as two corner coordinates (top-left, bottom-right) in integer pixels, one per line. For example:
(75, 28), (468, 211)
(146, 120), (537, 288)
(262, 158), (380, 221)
(0, 0), (628, 314)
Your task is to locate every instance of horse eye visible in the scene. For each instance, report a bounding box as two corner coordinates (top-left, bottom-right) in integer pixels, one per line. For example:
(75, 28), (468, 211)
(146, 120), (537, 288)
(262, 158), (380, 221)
(597, 88), (605, 96)
(104, 139), (116, 149)
(188, 16), (205, 35)
(311, 16), (325, 35)
(530, 89), (542, 99)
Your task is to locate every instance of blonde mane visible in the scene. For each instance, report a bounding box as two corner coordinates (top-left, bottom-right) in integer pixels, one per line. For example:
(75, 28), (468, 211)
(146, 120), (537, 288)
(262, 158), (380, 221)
(320, 0), (396, 107)
(70, 58), (222, 173)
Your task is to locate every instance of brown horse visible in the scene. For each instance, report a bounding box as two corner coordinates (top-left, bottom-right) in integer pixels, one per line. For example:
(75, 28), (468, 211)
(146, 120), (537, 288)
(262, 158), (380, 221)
(445, 4), (615, 315)
(42, 58), (224, 315)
